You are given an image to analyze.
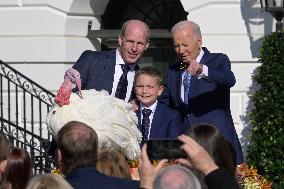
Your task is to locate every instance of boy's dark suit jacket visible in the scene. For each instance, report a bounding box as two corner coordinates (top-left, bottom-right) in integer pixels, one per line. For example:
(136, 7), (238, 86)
(136, 101), (182, 139)
(66, 166), (139, 189)
(160, 47), (243, 164)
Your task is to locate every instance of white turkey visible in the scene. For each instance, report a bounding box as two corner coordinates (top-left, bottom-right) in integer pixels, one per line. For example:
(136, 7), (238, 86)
(46, 68), (141, 160)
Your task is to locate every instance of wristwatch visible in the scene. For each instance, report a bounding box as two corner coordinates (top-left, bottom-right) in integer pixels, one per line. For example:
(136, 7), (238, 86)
(196, 64), (203, 76)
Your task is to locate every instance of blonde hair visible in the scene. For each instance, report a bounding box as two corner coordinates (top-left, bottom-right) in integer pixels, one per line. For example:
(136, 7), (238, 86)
(96, 150), (131, 179)
(134, 66), (163, 86)
(26, 173), (73, 189)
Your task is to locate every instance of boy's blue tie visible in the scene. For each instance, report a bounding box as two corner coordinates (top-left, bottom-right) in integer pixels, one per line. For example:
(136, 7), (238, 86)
(115, 64), (130, 100)
(183, 71), (191, 104)
(141, 108), (152, 145)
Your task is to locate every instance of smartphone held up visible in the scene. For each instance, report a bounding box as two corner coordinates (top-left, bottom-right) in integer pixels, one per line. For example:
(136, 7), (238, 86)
(146, 138), (187, 160)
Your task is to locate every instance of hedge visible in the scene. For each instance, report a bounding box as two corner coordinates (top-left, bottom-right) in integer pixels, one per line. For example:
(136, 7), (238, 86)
(247, 32), (284, 188)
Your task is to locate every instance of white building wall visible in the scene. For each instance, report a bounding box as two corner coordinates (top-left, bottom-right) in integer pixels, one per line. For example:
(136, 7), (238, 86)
(0, 0), (277, 157)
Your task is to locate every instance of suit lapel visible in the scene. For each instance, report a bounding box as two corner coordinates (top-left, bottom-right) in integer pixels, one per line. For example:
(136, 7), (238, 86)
(102, 51), (116, 93)
(128, 65), (140, 102)
(136, 106), (142, 132)
(188, 75), (198, 98)
(150, 102), (164, 138)
(200, 47), (211, 65)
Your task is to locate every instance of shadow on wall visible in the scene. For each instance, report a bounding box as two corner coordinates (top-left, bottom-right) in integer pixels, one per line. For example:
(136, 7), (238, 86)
(240, 0), (273, 58)
(239, 67), (260, 158)
(87, 21), (103, 51)
(89, 0), (110, 50)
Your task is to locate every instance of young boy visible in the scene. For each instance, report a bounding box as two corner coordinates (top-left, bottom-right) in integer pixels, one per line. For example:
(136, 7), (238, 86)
(134, 67), (182, 145)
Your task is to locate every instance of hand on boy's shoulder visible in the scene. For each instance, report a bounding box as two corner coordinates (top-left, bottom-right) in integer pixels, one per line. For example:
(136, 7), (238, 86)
(130, 99), (139, 112)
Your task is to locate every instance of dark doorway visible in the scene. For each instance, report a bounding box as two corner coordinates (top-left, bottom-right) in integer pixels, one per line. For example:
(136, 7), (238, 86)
(101, 0), (188, 30)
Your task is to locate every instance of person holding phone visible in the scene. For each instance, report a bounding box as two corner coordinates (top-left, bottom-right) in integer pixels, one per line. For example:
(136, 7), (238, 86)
(134, 67), (182, 146)
(138, 135), (240, 189)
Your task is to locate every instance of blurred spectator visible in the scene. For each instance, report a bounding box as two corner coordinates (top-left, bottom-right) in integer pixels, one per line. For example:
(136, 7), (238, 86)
(96, 149), (132, 179)
(153, 165), (201, 189)
(0, 147), (32, 189)
(26, 173), (73, 189)
(0, 132), (10, 181)
(187, 124), (236, 175)
(139, 135), (240, 189)
(56, 121), (139, 189)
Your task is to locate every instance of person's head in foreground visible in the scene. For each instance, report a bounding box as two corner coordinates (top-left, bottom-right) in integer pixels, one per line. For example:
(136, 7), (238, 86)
(96, 149), (131, 179)
(26, 173), (73, 189)
(0, 147), (32, 189)
(56, 121), (98, 175)
(187, 123), (236, 175)
(0, 132), (10, 180)
(153, 165), (201, 189)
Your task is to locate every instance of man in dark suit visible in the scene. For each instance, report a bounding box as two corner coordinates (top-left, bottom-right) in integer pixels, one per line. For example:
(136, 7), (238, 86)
(160, 20), (243, 164)
(134, 67), (182, 145)
(55, 121), (139, 189)
(72, 19), (150, 102)
(47, 20), (150, 157)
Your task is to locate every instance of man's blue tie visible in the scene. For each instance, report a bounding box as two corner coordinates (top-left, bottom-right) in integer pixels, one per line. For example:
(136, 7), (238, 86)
(183, 71), (191, 104)
(141, 108), (152, 145)
(115, 64), (130, 100)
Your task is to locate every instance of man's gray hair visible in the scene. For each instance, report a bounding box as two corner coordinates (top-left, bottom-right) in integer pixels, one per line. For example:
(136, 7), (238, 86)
(171, 20), (201, 39)
(153, 165), (201, 189)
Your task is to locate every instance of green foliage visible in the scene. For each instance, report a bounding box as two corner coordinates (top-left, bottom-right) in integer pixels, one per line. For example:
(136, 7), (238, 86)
(247, 32), (284, 189)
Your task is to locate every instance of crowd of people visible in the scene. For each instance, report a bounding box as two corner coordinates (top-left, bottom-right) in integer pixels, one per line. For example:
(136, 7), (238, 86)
(0, 19), (243, 189)
(0, 122), (240, 189)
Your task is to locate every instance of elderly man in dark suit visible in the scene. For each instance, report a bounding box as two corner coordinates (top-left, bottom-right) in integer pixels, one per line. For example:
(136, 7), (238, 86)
(72, 19), (150, 102)
(160, 20), (244, 164)
(55, 121), (139, 189)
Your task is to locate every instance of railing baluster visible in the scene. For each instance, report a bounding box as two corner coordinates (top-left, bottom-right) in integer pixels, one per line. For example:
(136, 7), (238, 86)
(7, 80), (11, 134)
(0, 60), (55, 173)
(15, 86), (19, 147)
(0, 75), (3, 130)
(15, 86), (19, 125)
(23, 90), (27, 151)
(31, 94), (35, 172)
